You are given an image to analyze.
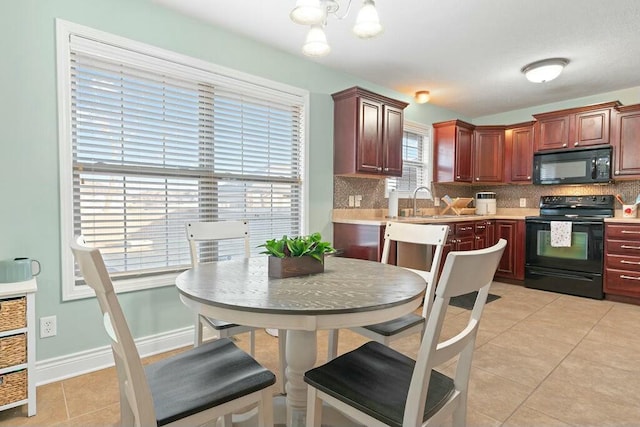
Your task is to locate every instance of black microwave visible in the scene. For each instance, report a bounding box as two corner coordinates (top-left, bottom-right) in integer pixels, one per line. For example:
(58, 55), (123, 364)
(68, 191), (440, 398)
(533, 146), (612, 185)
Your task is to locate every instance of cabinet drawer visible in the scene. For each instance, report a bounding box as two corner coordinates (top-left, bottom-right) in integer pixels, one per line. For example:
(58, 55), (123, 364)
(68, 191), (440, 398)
(605, 268), (640, 295)
(606, 254), (640, 271)
(0, 297), (26, 333)
(0, 334), (27, 369)
(474, 221), (488, 235)
(455, 222), (475, 236)
(606, 239), (640, 256)
(606, 224), (640, 239)
(0, 369), (27, 407)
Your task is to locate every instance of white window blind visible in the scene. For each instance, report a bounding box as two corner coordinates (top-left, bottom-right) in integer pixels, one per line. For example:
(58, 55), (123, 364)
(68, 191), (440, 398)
(59, 24), (306, 298)
(387, 121), (431, 196)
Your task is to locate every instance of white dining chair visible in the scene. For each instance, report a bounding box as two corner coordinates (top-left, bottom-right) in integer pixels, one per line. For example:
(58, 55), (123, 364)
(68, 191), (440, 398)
(305, 239), (507, 427)
(186, 220), (287, 394)
(70, 237), (276, 427)
(327, 222), (449, 359)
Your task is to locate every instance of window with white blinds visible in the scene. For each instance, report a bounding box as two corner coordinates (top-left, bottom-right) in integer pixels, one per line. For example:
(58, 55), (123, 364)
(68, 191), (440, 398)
(57, 21), (307, 299)
(387, 121), (431, 197)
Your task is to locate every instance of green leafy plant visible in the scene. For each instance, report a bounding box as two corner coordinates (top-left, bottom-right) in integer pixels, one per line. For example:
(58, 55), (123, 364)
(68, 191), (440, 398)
(259, 232), (335, 262)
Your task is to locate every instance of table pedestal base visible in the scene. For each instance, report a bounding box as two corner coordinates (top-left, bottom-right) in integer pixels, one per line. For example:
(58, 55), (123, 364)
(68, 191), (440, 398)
(222, 396), (364, 427)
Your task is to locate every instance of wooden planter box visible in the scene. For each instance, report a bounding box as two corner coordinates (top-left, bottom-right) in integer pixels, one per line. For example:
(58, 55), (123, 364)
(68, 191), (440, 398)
(268, 255), (324, 278)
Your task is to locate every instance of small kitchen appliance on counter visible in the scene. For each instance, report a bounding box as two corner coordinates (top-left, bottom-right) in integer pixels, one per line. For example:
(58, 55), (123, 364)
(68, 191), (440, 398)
(475, 192), (496, 215)
(524, 195), (614, 299)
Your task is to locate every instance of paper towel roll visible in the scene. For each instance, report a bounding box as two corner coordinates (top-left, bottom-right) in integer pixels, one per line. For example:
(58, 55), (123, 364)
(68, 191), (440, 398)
(388, 189), (399, 218)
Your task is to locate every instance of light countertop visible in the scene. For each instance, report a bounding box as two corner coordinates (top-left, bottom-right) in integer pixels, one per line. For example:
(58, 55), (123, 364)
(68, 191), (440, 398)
(333, 208), (640, 225)
(332, 208), (538, 226)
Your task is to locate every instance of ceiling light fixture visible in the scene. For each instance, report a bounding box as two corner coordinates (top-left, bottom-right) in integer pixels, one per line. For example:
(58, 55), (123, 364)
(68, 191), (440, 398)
(290, 0), (383, 57)
(521, 58), (569, 83)
(414, 90), (430, 104)
(302, 25), (331, 57)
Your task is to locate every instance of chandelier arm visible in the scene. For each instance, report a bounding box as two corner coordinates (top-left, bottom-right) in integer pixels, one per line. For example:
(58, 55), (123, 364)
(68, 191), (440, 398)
(330, 0), (354, 20)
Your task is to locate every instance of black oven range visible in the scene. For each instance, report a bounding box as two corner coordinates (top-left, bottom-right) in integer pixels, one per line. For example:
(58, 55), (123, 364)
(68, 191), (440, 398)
(525, 195), (615, 299)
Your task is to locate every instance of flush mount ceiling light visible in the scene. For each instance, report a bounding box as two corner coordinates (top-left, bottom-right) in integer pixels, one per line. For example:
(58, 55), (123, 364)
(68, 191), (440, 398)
(414, 90), (430, 104)
(290, 0), (383, 57)
(521, 58), (569, 83)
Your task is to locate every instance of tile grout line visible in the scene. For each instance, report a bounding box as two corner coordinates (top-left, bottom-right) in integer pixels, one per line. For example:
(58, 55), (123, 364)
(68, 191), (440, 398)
(497, 296), (615, 425)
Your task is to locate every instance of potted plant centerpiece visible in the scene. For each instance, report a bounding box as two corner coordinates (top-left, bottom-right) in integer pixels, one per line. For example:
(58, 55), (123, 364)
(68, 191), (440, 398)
(259, 232), (335, 278)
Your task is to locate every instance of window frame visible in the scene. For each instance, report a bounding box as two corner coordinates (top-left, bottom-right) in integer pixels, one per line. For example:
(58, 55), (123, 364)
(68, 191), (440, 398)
(56, 19), (310, 300)
(386, 120), (433, 199)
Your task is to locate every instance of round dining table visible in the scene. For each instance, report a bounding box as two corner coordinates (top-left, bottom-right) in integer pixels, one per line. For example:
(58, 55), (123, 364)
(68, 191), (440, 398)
(175, 256), (426, 427)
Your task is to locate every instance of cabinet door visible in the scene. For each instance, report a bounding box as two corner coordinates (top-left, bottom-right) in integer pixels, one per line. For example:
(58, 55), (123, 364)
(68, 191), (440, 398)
(613, 107), (640, 178)
(573, 108), (610, 148)
(536, 115), (570, 151)
(507, 124), (534, 182)
(474, 220), (494, 249)
(473, 128), (504, 182)
(333, 223), (385, 261)
(356, 98), (384, 174)
(382, 105), (404, 176)
(454, 126), (473, 182)
(494, 220), (525, 280)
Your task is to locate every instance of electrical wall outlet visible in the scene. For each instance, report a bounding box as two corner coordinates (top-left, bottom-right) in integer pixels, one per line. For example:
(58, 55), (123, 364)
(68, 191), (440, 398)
(40, 315), (57, 338)
(355, 195), (362, 207)
(520, 198), (527, 208)
(348, 195), (355, 207)
(433, 198), (440, 207)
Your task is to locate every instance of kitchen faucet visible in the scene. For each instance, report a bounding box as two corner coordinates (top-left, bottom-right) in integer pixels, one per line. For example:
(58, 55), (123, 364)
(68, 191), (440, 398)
(412, 186), (433, 217)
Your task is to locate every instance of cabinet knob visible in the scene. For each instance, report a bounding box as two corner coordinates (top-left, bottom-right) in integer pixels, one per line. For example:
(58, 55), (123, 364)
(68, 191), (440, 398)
(527, 176), (531, 179)
(384, 167), (389, 172)
(574, 142), (579, 146)
(562, 143), (567, 148)
(456, 175), (461, 179)
(615, 170), (620, 175)
(476, 177), (479, 181)
(377, 167), (382, 171)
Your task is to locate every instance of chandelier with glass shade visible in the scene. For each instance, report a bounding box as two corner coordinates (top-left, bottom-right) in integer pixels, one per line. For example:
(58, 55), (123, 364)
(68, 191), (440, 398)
(290, 0), (383, 57)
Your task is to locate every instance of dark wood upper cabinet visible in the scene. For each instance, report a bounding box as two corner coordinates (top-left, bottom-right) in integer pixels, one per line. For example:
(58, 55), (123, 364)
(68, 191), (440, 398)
(612, 104), (640, 178)
(332, 87), (408, 177)
(434, 120), (474, 183)
(434, 121), (504, 184)
(473, 125), (505, 183)
(533, 101), (620, 151)
(505, 122), (535, 183)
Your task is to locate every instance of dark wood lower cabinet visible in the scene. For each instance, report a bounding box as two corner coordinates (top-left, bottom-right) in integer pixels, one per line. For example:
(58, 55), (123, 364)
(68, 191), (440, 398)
(334, 219), (524, 282)
(494, 220), (525, 281)
(604, 223), (640, 298)
(333, 223), (386, 262)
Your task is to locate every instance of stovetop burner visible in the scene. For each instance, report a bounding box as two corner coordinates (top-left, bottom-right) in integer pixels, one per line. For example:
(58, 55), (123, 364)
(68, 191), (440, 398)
(530, 195), (615, 220)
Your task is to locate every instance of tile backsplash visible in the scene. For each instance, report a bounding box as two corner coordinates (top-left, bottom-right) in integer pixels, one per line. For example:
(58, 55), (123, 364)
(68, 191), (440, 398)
(334, 176), (640, 211)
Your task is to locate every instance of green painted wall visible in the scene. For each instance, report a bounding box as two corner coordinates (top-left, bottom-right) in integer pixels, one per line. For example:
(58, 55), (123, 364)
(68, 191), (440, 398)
(0, 0), (459, 361)
(474, 87), (640, 125)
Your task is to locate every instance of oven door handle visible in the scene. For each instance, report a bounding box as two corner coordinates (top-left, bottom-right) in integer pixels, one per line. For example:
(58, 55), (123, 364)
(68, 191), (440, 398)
(527, 268), (594, 282)
(526, 219), (603, 226)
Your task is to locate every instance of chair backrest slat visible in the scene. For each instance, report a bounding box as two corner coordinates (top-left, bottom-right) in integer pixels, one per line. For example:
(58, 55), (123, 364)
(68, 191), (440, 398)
(403, 239), (507, 426)
(186, 220), (250, 266)
(380, 221), (449, 318)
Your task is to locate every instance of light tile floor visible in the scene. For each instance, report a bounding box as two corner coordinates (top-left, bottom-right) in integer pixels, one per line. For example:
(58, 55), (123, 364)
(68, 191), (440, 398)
(2, 281), (640, 426)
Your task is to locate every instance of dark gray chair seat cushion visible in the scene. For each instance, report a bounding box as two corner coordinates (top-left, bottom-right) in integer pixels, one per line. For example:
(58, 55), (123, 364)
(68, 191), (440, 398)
(362, 313), (424, 336)
(304, 341), (454, 427)
(146, 338), (276, 426)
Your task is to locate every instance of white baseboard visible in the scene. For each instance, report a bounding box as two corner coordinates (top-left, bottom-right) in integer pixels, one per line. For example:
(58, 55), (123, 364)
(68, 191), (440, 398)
(35, 326), (194, 386)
